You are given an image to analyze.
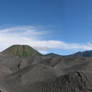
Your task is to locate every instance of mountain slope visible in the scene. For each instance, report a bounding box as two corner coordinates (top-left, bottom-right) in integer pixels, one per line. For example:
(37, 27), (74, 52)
(1, 45), (42, 57)
(45, 53), (62, 57)
(70, 50), (92, 57)
(4, 72), (89, 92)
(28, 72), (89, 92)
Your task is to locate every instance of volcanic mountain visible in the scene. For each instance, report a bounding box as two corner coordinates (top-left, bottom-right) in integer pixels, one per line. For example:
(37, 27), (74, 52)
(1, 45), (42, 57)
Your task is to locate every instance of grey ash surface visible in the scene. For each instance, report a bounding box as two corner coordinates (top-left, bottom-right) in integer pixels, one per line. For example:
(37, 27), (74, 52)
(0, 45), (92, 92)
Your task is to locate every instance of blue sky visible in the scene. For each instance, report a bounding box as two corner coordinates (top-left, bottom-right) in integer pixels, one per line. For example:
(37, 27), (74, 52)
(0, 0), (92, 55)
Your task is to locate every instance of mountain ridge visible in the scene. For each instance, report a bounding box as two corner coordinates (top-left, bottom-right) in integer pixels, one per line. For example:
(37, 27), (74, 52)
(69, 50), (92, 57)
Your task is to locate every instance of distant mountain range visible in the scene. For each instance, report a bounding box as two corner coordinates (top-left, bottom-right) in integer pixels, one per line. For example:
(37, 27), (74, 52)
(70, 51), (92, 57)
(0, 45), (92, 92)
(2, 45), (92, 57)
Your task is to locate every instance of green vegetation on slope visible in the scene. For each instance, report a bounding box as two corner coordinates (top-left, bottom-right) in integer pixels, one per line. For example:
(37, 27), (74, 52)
(2, 45), (42, 57)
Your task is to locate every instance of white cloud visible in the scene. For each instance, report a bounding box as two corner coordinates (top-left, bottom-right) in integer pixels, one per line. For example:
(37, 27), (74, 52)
(0, 25), (92, 54)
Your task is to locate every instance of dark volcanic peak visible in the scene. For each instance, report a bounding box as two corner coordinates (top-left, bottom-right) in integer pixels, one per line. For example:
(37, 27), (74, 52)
(1, 45), (42, 57)
(71, 50), (92, 57)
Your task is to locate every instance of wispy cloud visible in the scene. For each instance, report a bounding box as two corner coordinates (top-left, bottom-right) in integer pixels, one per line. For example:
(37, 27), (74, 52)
(0, 25), (92, 54)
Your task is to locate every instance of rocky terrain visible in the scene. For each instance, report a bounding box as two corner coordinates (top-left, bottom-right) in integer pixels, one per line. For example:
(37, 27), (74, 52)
(0, 45), (92, 92)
